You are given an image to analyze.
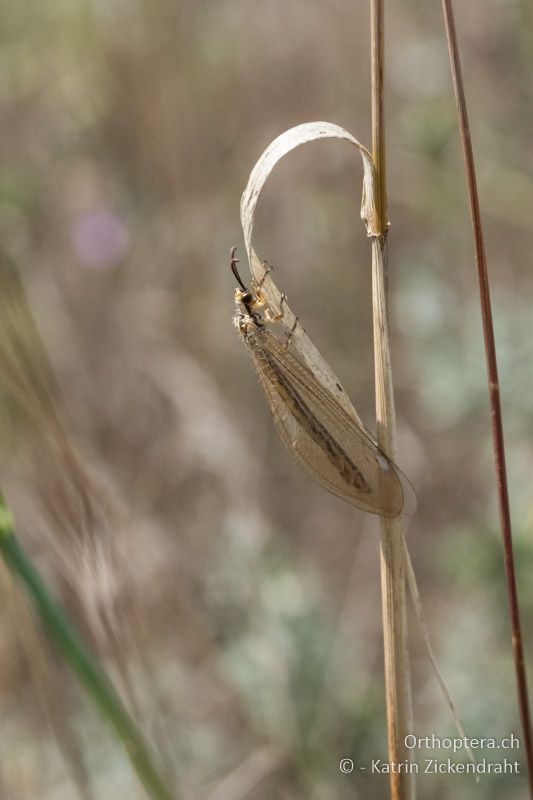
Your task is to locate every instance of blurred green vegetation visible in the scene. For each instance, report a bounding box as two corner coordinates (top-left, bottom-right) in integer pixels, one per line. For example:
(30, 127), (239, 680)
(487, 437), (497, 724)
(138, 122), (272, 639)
(0, 1), (532, 798)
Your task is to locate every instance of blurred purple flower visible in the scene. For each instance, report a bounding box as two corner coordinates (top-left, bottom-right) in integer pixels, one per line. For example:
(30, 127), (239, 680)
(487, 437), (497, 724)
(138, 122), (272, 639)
(72, 210), (129, 269)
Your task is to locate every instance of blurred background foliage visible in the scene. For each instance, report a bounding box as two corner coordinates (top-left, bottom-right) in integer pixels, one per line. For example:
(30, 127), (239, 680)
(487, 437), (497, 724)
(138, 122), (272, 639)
(0, 0), (532, 798)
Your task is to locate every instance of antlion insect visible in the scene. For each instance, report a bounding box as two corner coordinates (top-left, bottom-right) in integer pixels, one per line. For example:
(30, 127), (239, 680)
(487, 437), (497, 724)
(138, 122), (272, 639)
(231, 248), (415, 518)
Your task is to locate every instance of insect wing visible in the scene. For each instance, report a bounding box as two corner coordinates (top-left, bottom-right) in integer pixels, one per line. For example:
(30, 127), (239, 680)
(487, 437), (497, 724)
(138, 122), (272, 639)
(248, 331), (414, 517)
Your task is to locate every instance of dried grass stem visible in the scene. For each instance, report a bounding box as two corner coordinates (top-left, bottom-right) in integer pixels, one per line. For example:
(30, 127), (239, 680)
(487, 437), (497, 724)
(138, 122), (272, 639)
(370, 3), (415, 799)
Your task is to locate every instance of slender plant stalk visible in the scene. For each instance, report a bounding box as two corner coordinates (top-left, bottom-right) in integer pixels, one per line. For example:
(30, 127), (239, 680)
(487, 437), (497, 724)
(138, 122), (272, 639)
(441, 2), (533, 795)
(370, 0), (386, 234)
(0, 496), (175, 800)
(370, 3), (415, 799)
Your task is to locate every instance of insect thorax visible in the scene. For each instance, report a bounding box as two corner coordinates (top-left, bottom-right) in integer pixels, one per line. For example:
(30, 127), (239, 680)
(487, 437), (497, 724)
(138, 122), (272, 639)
(233, 309), (262, 338)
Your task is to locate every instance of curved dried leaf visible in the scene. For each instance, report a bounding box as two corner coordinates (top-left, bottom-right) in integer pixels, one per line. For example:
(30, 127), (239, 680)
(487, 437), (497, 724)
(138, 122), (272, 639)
(239, 122), (379, 423)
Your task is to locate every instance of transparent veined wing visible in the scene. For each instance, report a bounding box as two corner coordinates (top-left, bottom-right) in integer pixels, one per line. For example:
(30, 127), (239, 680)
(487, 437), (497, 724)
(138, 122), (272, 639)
(245, 329), (415, 518)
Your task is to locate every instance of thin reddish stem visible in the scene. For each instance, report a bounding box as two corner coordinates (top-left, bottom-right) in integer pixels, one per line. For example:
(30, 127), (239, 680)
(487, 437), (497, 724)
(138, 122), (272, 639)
(441, 2), (533, 795)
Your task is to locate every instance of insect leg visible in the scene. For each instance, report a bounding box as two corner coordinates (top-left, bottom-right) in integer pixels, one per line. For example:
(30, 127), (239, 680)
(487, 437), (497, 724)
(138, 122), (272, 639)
(284, 312), (299, 350)
(256, 262), (274, 291)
